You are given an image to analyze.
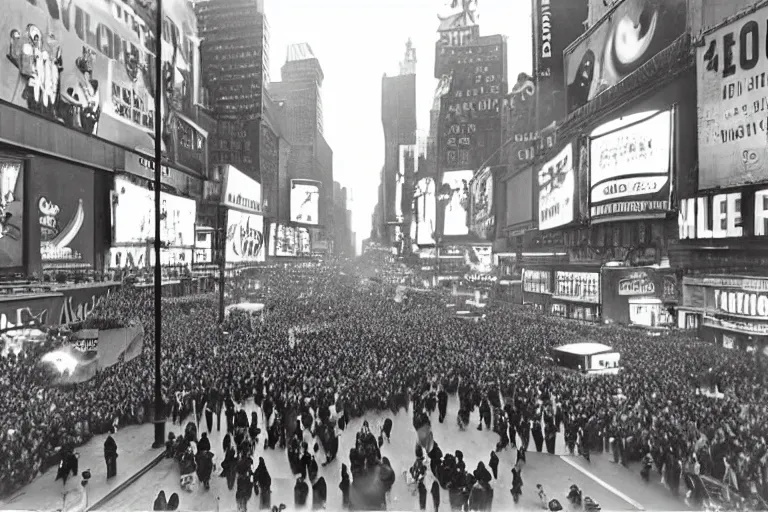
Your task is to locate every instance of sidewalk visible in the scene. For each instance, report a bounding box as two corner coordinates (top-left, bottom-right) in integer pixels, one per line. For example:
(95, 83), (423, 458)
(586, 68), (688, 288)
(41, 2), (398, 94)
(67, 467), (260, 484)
(0, 419), (173, 512)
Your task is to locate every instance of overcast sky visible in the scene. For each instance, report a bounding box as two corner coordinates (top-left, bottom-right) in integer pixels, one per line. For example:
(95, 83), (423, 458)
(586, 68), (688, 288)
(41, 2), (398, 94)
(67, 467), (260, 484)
(265, 0), (533, 253)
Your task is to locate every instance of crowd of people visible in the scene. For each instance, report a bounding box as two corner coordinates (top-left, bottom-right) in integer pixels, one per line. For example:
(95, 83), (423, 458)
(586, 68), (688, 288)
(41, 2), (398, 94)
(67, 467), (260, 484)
(0, 251), (767, 510)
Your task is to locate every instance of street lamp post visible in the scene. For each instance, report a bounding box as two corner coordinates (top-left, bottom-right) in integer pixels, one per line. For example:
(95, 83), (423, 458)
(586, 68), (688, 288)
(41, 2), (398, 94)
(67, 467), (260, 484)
(152, 0), (165, 449)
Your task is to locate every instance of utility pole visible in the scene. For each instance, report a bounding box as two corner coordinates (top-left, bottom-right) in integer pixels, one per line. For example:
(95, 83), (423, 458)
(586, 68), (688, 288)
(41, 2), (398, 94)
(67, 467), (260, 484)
(218, 207), (226, 323)
(152, 0), (165, 449)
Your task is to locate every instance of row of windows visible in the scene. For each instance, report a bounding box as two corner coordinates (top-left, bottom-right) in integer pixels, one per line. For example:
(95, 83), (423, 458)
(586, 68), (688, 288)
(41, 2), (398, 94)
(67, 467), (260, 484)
(211, 151), (253, 165)
(208, 50), (263, 61)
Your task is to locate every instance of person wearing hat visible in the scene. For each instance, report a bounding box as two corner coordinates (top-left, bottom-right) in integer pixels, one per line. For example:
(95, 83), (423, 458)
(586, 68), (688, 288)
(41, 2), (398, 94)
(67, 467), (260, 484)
(104, 428), (118, 479)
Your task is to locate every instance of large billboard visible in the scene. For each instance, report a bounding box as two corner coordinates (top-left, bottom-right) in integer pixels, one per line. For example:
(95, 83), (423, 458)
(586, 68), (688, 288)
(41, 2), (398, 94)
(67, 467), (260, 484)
(1, 0), (207, 166)
(505, 170), (534, 227)
(589, 109), (673, 222)
(290, 179), (321, 225)
(538, 143), (574, 231)
(225, 209), (265, 263)
(697, 6), (768, 189)
(269, 222), (298, 257)
(414, 177), (436, 245)
(469, 167), (494, 240)
(439, 170), (473, 237)
(31, 158), (94, 266)
(532, 0), (589, 130)
(564, 0), (686, 113)
(439, 36), (505, 172)
(112, 176), (196, 247)
(0, 159), (24, 269)
(220, 164), (262, 214)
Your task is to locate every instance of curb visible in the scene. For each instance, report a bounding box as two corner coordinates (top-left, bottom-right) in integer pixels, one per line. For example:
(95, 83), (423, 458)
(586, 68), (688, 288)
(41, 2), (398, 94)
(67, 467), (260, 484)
(86, 451), (166, 511)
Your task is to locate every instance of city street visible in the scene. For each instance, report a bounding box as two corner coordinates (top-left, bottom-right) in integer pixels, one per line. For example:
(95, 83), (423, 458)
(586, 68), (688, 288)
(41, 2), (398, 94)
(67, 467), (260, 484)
(100, 396), (688, 511)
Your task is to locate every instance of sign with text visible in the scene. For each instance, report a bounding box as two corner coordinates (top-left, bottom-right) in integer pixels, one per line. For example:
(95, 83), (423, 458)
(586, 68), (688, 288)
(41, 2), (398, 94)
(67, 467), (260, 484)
(225, 209), (265, 263)
(32, 157), (94, 266)
(538, 143), (574, 230)
(697, 6), (768, 189)
(678, 187), (768, 240)
(554, 271), (600, 303)
(439, 37), (505, 172)
(0, 159), (24, 269)
(618, 270), (656, 296)
(290, 179), (321, 225)
(564, 0), (686, 112)
(220, 164), (262, 214)
(589, 110), (673, 222)
(270, 222), (298, 257)
(1, 0), (203, 165)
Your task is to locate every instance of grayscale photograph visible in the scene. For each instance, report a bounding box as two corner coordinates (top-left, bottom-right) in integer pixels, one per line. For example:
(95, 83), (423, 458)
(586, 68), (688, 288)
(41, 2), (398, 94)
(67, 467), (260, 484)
(0, 0), (767, 511)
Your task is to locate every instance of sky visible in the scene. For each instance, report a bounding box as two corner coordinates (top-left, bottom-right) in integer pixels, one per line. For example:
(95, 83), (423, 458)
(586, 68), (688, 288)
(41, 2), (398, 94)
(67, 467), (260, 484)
(265, 0), (533, 254)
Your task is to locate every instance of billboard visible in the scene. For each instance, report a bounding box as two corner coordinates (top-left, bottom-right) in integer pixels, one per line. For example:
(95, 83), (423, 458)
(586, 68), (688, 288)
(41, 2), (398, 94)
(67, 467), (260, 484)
(470, 167), (494, 240)
(439, 37), (505, 171)
(290, 179), (321, 225)
(297, 227), (311, 256)
(1, 0), (206, 164)
(505, 171), (533, 227)
(589, 109), (672, 222)
(270, 222), (298, 257)
(554, 271), (600, 303)
(564, 0), (687, 113)
(414, 177), (436, 245)
(697, 6), (768, 189)
(225, 209), (265, 263)
(532, 0), (589, 130)
(220, 164), (262, 214)
(112, 176), (196, 246)
(439, 170), (473, 237)
(31, 158), (94, 266)
(0, 159), (24, 269)
(538, 143), (574, 231)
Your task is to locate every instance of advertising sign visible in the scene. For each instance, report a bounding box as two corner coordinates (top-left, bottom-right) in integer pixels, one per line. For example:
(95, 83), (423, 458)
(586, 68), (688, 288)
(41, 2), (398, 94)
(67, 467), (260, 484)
(439, 170), (473, 237)
(1, 0), (204, 162)
(297, 228), (311, 256)
(469, 167), (494, 240)
(538, 143), (574, 231)
(271, 222), (298, 257)
(506, 170), (534, 227)
(679, 187), (768, 240)
(221, 165), (262, 214)
(697, 6), (768, 189)
(291, 179), (321, 225)
(523, 269), (552, 294)
(554, 271), (600, 303)
(589, 109), (672, 222)
(225, 209), (265, 264)
(439, 37), (505, 171)
(533, 0), (590, 130)
(112, 176), (196, 247)
(31, 158), (94, 265)
(564, 0), (686, 113)
(414, 177), (436, 245)
(0, 159), (24, 269)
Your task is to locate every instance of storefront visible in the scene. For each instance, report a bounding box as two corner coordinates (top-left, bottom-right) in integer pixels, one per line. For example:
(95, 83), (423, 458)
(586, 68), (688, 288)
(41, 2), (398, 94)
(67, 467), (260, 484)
(551, 269), (601, 321)
(601, 267), (679, 327)
(110, 174), (196, 269)
(681, 275), (768, 353)
(521, 268), (551, 312)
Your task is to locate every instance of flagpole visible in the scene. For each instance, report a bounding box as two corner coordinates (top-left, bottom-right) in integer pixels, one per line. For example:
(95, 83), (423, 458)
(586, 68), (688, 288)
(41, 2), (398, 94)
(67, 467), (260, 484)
(152, 0), (165, 449)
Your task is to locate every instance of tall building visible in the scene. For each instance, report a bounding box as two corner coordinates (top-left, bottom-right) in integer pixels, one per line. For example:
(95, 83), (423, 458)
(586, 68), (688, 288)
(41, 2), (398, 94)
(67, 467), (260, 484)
(196, 0), (270, 181)
(270, 44), (334, 253)
(379, 41), (418, 249)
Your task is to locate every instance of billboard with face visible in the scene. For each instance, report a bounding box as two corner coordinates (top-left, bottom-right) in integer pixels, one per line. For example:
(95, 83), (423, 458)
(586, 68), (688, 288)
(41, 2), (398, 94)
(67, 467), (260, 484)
(564, 0), (686, 113)
(0, 159), (24, 269)
(1, 0), (206, 165)
(290, 179), (321, 225)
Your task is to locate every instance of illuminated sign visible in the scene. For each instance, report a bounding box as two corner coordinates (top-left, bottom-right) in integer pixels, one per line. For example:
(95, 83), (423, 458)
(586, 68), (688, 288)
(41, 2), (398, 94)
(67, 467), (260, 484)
(538, 143), (574, 230)
(225, 210), (265, 263)
(678, 189), (768, 240)
(220, 165), (262, 214)
(713, 289), (768, 318)
(589, 110), (673, 222)
(554, 271), (600, 303)
(291, 180), (321, 225)
(618, 272), (655, 296)
(440, 170), (473, 236)
(523, 269), (551, 294)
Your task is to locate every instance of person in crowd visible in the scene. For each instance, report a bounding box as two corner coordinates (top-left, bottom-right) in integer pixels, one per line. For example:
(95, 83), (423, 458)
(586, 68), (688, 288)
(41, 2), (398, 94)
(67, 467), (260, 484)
(153, 490), (167, 511)
(312, 476), (327, 510)
(431, 480), (440, 512)
(103, 429), (117, 479)
(295, 475), (309, 507)
(339, 464), (351, 509)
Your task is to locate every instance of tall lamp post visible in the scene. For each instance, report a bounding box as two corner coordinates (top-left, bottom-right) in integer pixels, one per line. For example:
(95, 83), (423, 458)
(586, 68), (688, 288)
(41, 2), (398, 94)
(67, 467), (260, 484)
(152, 0), (165, 449)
